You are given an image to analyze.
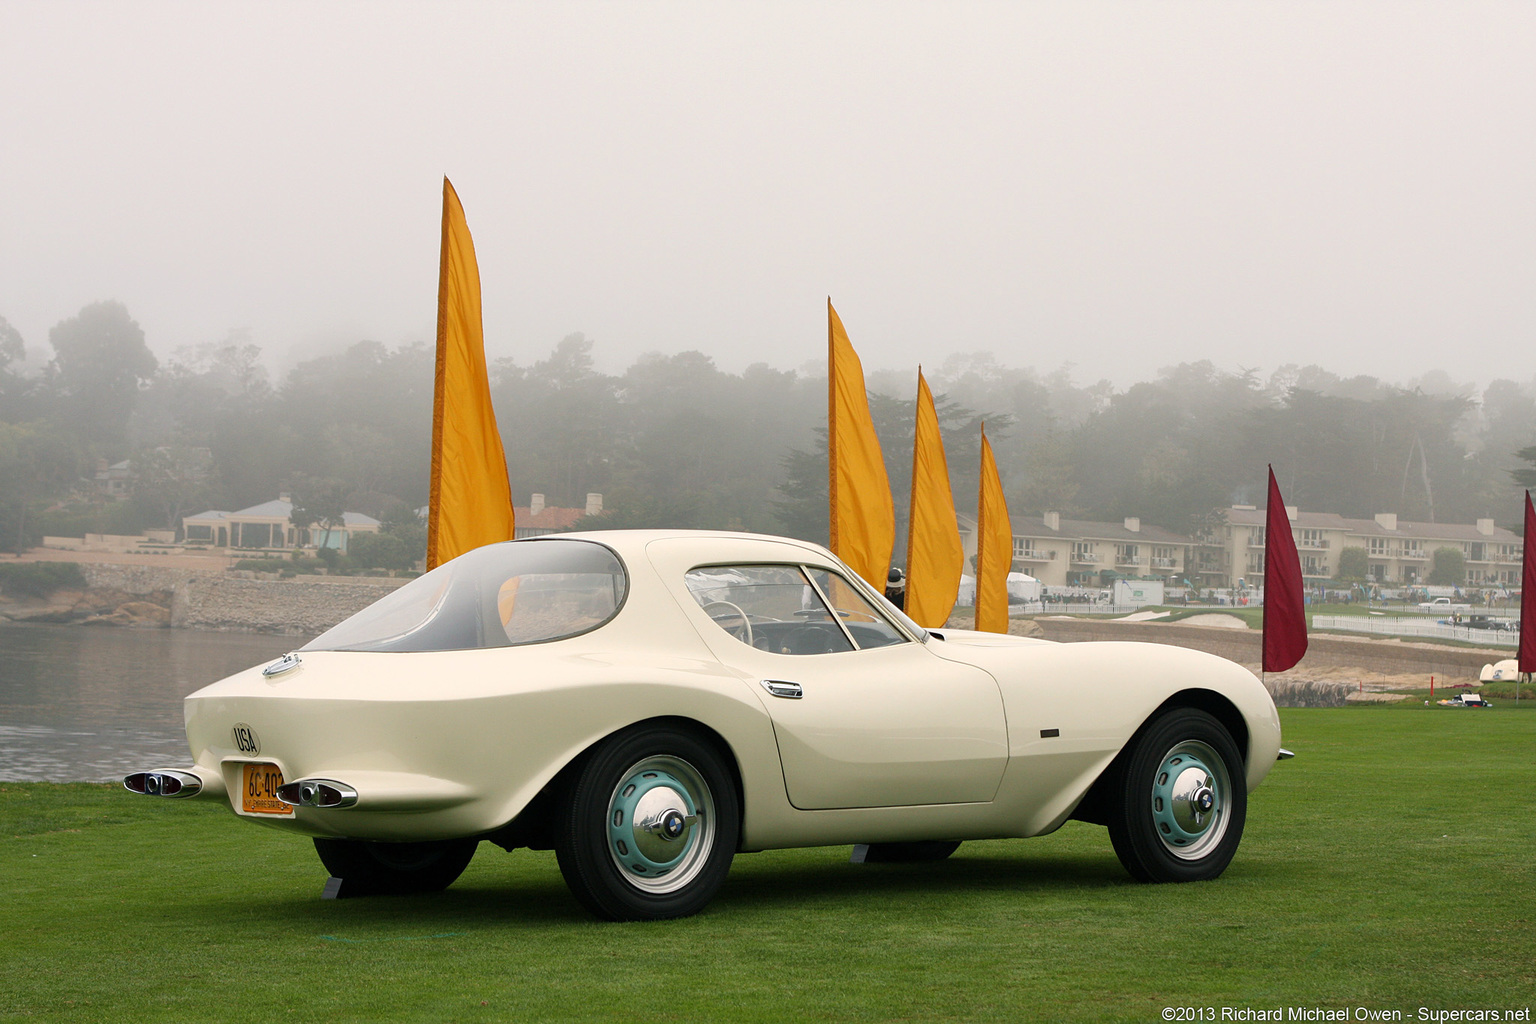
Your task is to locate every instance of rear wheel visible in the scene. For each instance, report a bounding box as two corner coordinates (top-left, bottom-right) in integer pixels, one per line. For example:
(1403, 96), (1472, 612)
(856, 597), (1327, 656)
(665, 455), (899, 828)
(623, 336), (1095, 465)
(555, 724), (739, 921)
(313, 837), (479, 894)
(1106, 707), (1246, 883)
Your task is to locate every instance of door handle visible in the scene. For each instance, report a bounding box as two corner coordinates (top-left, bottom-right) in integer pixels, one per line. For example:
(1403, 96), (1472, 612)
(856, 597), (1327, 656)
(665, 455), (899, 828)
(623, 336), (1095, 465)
(759, 679), (804, 699)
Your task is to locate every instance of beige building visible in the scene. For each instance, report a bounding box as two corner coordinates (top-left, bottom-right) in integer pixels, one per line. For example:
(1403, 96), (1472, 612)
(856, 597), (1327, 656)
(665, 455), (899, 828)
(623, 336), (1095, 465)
(959, 511), (1192, 588)
(1196, 505), (1524, 588)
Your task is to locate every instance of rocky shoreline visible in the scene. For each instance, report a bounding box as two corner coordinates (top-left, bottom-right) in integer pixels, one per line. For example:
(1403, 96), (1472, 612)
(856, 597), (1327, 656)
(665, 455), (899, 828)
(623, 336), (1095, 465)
(0, 585), (175, 627)
(0, 563), (405, 635)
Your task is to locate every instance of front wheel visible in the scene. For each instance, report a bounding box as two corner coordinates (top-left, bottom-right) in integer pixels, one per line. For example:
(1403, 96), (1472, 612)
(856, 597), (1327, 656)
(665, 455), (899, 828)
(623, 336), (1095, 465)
(555, 724), (740, 921)
(313, 837), (479, 895)
(1106, 707), (1246, 883)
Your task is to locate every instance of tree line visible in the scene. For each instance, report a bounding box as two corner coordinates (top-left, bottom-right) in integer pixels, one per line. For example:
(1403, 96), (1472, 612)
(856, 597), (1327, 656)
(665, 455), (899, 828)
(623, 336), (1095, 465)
(2, 300), (1534, 563)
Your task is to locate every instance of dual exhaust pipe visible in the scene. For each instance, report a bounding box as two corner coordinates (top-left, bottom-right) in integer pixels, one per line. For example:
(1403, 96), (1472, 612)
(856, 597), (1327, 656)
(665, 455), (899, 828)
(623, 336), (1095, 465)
(275, 779), (357, 809)
(124, 769), (356, 809)
(123, 770), (203, 798)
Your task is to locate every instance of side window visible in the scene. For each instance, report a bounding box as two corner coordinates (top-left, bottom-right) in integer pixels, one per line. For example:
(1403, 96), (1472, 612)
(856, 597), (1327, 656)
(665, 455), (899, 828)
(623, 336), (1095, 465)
(684, 564), (909, 654)
(684, 565), (855, 655)
(804, 568), (909, 649)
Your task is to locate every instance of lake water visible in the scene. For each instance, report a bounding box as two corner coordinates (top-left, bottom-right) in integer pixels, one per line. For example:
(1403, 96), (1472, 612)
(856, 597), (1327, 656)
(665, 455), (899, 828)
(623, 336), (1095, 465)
(0, 623), (310, 782)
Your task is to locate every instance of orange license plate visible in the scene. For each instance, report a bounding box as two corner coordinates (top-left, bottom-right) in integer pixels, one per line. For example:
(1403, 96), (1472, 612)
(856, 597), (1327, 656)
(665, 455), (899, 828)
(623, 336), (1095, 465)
(241, 763), (292, 815)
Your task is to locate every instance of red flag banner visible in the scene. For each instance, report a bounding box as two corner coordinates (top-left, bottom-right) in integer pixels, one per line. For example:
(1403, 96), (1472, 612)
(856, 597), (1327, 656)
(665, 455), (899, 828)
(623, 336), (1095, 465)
(1263, 467), (1307, 673)
(1520, 491), (1535, 673)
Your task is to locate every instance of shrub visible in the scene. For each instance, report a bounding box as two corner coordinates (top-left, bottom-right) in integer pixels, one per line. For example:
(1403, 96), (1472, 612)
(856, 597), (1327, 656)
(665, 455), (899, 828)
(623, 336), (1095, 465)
(0, 562), (87, 598)
(33, 500), (158, 539)
(233, 558), (291, 573)
(1428, 547), (1466, 586)
(348, 532), (414, 572)
(1335, 546), (1369, 581)
(0, 503), (44, 553)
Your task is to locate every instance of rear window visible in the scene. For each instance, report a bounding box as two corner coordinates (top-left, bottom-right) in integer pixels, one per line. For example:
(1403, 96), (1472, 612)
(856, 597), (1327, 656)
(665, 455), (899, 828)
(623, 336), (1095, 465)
(302, 539), (626, 653)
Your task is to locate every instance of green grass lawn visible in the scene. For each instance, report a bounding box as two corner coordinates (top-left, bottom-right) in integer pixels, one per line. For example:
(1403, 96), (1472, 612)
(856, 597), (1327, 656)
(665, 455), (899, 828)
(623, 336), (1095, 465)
(4, 708), (1533, 1023)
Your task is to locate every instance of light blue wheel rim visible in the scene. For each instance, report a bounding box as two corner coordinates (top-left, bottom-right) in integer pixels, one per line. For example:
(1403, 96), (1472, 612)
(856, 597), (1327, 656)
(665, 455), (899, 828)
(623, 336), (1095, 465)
(1150, 739), (1231, 861)
(606, 755), (715, 895)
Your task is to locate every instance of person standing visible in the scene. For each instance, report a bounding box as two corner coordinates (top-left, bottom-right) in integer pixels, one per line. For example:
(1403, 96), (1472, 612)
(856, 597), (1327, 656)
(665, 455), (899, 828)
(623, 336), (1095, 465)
(884, 567), (906, 610)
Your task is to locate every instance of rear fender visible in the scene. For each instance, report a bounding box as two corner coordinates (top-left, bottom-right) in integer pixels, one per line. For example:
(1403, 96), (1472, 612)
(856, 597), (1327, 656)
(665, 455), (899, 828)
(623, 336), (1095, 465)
(483, 715), (746, 852)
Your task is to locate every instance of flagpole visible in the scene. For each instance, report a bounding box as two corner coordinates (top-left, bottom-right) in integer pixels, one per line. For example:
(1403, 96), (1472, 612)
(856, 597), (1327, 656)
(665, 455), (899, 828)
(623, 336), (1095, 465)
(826, 298), (838, 556)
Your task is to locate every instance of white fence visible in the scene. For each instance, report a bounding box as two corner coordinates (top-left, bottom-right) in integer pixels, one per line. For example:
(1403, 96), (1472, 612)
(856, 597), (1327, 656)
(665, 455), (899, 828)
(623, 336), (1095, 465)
(1311, 615), (1519, 646)
(1022, 602), (1161, 617)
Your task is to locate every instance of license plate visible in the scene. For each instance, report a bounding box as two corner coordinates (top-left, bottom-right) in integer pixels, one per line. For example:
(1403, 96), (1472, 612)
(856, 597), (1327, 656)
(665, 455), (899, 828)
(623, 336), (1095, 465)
(241, 763), (293, 815)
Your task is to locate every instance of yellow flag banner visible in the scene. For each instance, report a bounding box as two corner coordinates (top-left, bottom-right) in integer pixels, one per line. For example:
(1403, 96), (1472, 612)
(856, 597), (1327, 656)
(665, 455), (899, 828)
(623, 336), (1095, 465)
(827, 299), (894, 589)
(905, 369), (963, 628)
(974, 424), (1012, 634)
(426, 177), (515, 569)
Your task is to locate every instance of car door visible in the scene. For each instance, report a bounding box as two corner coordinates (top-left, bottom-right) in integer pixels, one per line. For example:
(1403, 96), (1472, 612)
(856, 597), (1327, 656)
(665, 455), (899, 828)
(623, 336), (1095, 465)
(683, 563), (1008, 810)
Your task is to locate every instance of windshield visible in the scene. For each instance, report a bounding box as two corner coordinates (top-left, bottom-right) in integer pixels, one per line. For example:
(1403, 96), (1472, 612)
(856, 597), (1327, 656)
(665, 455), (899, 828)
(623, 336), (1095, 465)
(302, 539), (627, 653)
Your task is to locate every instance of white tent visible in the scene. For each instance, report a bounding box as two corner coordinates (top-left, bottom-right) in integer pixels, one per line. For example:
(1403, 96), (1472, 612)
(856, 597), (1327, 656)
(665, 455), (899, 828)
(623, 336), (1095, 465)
(1007, 572), (1042, 602)
(955, 572), (1040, 606)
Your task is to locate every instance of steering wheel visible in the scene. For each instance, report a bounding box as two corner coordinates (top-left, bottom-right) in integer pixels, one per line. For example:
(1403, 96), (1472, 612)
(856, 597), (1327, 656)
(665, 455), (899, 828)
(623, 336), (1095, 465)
(702, 600), (753, 646)
(789, 625), (838, 655)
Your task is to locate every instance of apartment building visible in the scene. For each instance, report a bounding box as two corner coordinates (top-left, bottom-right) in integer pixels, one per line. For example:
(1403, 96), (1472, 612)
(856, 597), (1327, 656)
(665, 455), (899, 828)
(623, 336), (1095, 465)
(958, 511), (1192, 588)
(1196, 505), (1524, 588)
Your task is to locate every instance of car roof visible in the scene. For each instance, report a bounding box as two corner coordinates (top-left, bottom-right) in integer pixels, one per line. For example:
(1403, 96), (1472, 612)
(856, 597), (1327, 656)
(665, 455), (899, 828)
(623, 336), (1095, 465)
(530, 529), (836, 562)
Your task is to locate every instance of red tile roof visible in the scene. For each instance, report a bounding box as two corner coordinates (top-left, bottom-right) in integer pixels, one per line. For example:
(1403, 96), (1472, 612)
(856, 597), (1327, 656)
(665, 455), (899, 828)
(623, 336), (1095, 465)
(515, 505), (587, 530)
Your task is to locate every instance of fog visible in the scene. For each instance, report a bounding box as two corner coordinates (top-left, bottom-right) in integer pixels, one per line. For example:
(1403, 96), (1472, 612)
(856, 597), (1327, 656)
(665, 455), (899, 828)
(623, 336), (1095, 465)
(2, 2), (1532, 385)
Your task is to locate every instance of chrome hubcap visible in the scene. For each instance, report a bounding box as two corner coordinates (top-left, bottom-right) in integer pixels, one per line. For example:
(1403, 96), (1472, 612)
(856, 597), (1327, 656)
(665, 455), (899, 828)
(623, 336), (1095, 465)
(606, 755), (715, 894)
(1151, 740), (1231, 860)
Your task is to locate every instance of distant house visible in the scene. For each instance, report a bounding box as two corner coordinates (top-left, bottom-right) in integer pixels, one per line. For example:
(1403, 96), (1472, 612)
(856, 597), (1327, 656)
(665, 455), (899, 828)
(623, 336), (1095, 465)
(182, 495), (381, 553)
(514, 493), (603, 539)
(94, 459), (133, 498)
(406, 493), (604, 541)
(94, 447), (212, 501)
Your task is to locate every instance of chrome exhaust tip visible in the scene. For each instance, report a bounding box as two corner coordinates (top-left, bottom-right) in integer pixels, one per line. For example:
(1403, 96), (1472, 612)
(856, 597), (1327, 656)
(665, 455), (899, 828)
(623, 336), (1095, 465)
(124, 770), (204, 798)
(276, 778), (358, 809)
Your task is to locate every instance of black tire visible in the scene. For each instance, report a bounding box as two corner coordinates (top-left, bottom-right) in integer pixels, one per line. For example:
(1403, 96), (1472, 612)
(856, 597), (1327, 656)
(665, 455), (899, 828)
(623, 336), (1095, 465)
(858, 840), (962, 863)
(1106, 707), (1246, 883)
(313, 837), (478, 895)
(555, 724), (740, 921)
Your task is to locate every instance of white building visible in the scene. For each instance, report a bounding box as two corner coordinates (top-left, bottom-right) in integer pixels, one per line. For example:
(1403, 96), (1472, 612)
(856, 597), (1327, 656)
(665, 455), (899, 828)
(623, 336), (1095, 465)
(183, 496), (381, 553)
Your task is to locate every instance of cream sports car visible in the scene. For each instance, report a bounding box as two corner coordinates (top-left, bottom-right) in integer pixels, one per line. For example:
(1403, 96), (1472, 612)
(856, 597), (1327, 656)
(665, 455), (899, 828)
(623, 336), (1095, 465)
(126, 530), (1285, 920)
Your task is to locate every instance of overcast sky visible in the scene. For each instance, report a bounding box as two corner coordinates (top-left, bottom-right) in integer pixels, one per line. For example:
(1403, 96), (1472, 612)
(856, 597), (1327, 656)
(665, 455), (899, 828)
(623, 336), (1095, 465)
(2, 1), (1532, 387)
